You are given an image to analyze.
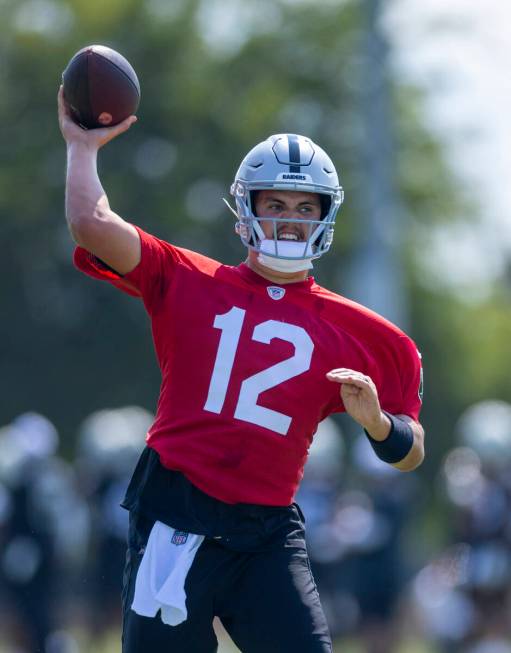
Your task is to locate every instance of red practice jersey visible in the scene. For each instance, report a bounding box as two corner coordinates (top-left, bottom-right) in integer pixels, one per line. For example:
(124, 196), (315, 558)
(75, 227), (423, 506)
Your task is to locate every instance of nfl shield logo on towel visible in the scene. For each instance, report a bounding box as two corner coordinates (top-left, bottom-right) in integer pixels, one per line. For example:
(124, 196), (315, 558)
(171, 531), (189, 546)
(267, 286), (285, 300)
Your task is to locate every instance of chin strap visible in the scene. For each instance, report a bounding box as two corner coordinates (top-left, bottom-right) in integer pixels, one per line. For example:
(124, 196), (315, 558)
(258, 239), (314, 273)
(257, 253), (313, 273)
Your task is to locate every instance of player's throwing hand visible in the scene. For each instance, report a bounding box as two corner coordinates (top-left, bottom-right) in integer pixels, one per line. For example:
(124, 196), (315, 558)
(57, 86), (137, 150)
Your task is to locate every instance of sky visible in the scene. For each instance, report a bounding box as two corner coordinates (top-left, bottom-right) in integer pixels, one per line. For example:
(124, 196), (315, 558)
(384, 0), (511, 298)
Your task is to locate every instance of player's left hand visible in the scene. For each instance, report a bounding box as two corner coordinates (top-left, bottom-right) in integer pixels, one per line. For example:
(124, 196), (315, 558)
(326, 368), (390, 439)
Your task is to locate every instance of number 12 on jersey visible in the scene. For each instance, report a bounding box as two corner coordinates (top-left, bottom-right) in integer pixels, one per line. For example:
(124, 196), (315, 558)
(204, 306), (314, 435)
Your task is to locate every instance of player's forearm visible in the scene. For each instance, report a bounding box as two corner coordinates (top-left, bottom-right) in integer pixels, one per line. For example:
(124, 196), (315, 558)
(364, 412), (425, 472)
(390, 418), (425, 472)
(65, 142), (112, 243)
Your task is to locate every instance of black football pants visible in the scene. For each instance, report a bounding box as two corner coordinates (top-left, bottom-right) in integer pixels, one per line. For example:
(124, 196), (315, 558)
(122, 511), (332, 653)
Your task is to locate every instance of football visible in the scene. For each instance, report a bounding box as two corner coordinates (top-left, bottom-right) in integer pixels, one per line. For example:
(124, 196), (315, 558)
(62, 45), (140, 129)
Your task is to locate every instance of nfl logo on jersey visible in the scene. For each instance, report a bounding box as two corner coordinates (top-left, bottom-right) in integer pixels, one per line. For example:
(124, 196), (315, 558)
(267, 286), (286, 300)
(171, 530), (189, 546)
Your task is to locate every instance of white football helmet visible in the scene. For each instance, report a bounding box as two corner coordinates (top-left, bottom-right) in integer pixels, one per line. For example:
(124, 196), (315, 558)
(229, 134), (344, 272)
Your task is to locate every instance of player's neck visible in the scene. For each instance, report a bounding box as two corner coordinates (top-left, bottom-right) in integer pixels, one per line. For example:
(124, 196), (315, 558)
(245, 252), (310, 285)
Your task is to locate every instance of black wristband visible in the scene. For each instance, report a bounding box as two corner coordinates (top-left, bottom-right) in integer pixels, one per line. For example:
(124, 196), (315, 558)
(364, 412), (414, 463)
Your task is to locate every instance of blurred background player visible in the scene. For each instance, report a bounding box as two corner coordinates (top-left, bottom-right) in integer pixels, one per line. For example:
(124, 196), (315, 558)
(75, 406), (152, 641)
(408, 400), (511, 653)
(298, 423), (420, 652)
(0, 413), (89, 653)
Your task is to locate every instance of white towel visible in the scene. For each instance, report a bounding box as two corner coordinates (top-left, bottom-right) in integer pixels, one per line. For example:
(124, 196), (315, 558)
(131, 520), (204, 626)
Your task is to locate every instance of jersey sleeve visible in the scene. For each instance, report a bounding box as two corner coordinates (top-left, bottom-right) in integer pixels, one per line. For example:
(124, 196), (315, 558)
(73, 226), (181, 314)
(395, 335), (423, 422)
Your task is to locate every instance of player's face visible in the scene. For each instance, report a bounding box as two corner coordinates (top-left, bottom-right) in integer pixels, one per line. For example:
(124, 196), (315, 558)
(254, 190), (321, 241)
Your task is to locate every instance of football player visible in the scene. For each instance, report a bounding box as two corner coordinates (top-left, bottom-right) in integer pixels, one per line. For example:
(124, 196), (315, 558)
(58, 86), (425, 653)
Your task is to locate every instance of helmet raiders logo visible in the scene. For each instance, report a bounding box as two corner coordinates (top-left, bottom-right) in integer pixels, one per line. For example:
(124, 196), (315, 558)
(267, 286), (286, 300)
(276, 172), (313, 183)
